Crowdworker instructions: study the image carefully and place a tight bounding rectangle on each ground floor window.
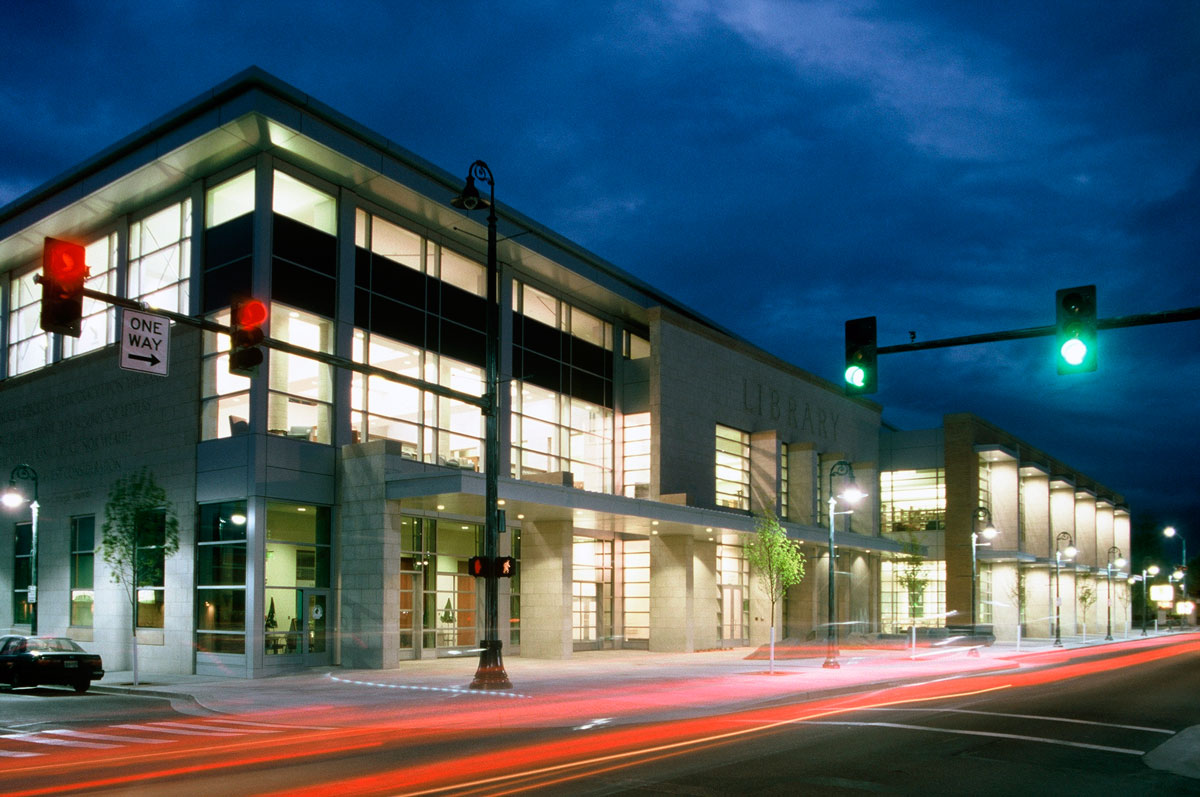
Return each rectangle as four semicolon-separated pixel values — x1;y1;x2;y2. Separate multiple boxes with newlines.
12;522;32;625
622;540;650;641
880;557;946;633
196;501;247;654
70;516;95;627
573;537;613;645
264;501;331;656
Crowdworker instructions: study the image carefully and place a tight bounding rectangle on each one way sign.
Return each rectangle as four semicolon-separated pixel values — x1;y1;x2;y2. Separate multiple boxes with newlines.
120;309;170;376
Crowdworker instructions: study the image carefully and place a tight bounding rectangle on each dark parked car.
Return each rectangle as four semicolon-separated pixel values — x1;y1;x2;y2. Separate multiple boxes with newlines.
0;635;104;693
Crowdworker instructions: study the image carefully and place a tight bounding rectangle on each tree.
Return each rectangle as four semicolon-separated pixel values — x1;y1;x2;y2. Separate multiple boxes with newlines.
896;534;929;625
101;468;179;685
1078;581;1097;641
745;510;806;673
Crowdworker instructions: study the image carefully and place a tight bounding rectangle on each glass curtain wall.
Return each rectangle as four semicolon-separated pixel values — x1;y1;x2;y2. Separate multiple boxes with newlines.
63;233;117;359
264;502;331;656
128;199;191;313
196;501;248;654
880;468;947;632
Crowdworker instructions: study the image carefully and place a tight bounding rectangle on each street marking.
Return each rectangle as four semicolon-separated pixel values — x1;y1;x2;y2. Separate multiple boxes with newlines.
0;749;43;757
203;718;337;731
861;707;1174;734
804;720;1146;755
154;720;276;734
114;723;255;737
4;733;117;749
42;728;173;744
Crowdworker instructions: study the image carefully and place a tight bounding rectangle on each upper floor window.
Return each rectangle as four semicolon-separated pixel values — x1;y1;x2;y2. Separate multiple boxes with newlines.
715;424;750;511
274;171;335;235
199;305;251;441
268;303;335;444
129;199;192;314
7;267;49;376
63;233;118;359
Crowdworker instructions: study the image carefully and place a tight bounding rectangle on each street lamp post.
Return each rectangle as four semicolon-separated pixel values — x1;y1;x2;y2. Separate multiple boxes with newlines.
452;160;511;690
824;460;863;669
1105;546;1125;641
1141;564;1160;635
1164;526;1186;599
3;464;40;635
971;507;997;629
1053;531;1077;647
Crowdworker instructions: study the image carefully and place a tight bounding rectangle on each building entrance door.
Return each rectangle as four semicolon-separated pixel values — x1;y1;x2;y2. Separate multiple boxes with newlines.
573;537;614;650
303;590;330;665
720;585;747;646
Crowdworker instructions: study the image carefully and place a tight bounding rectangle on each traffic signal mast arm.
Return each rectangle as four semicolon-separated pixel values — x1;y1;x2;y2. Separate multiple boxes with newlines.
875;305;1200;355
78;285;490;411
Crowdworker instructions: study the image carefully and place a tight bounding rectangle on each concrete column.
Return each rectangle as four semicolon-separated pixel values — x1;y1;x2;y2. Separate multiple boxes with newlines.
849;461;878;537
1095;502;1115;564
1050;483;1076;558
650;534;694;652
991;563;1020;641
1026;565;1053;638
1074;492;1097;567
693;539;719;651
990;461;1019;552
784;544;818;639
1022;472;1050;562
520;520;573;659
1113;510;1131;560
339;443;400;669
848;551;872;633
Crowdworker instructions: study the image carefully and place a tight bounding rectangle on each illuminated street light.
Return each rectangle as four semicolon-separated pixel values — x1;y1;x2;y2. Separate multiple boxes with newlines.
1142;564;1160;635
824;460;863;669
1163;526;1186;599
1053;531;1076;647
971;507;997;628
452;160;510;690
3;464;40;635
1105;546;1125;641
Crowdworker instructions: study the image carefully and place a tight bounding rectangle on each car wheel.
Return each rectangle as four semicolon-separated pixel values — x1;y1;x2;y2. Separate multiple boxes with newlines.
73;680;90;694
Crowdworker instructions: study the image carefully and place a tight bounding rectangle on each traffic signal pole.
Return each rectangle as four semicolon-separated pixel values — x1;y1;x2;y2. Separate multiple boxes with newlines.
873;305;1200;356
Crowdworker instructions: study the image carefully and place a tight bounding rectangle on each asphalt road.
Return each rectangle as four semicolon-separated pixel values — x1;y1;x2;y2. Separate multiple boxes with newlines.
549;646;1200;795
3;641;1198;795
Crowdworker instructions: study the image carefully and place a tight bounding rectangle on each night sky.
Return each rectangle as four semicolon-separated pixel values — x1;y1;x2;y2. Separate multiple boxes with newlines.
2;2;1197;564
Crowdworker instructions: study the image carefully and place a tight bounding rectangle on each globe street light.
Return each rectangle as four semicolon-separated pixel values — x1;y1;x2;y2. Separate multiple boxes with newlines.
1163;526;1186;599
1105;546;1125;641
824;460;863;669
3;464;40;635
1142;564;1160;635
451;160;510;690
1053;531;1077;647
971;507;998;629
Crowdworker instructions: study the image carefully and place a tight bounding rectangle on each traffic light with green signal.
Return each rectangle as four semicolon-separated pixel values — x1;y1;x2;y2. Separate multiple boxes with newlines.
1055;285;1097;374
844;316;877;395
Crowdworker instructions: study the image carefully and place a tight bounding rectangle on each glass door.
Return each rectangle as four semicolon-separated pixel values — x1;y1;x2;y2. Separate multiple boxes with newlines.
303;590;329;664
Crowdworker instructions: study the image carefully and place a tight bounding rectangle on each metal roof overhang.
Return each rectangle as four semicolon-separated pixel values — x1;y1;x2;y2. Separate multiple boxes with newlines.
979;548;1038;564
384;469;908;554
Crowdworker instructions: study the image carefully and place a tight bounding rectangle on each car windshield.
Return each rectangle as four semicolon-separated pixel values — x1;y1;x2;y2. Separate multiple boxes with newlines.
26;638;85;653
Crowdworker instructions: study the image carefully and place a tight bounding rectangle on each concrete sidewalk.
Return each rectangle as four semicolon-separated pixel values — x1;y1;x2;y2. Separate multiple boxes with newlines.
89;631;1192;720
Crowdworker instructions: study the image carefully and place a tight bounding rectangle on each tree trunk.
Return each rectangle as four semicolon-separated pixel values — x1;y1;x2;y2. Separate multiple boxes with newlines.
769;624;776;674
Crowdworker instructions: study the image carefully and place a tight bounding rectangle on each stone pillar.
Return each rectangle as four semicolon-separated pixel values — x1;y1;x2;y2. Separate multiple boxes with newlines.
1095;501;1115;564
991;563;1020;641
990;461;1019;552
1075;492;1097;568
520;520;573;659
1026;565;1053;639
784;544;819;639
1022;471;1050;563
693;539;719;651
339;443;401;669
1050;483;1076;558
650;534;695;652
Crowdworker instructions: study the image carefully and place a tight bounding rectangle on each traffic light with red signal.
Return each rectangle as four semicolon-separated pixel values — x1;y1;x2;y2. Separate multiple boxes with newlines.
40;237;89;337
229;294;268;377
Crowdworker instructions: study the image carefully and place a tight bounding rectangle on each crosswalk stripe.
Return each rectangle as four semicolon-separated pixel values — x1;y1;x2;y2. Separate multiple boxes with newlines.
0;749;43;757
5;733;117;749
203;718;335;731
157;720;275;734
42;728;173;744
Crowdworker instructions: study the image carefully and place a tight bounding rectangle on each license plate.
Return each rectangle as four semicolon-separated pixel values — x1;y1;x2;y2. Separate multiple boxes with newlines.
64;661;78;668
